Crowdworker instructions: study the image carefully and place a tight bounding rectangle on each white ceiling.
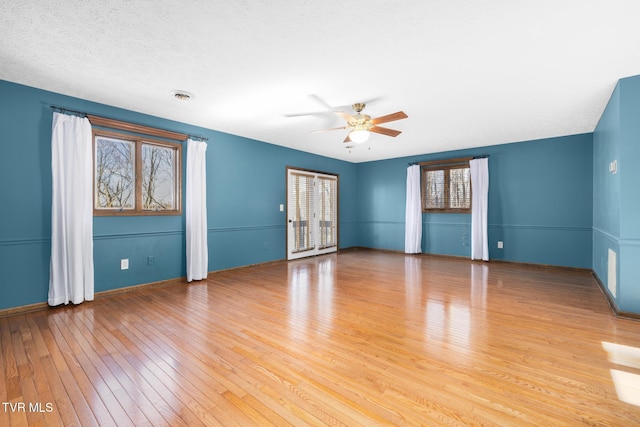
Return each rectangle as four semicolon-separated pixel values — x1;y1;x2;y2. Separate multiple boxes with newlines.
2;1;640;162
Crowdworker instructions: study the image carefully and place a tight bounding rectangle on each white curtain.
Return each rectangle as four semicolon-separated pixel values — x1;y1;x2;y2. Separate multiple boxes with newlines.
49;112;94;306
186;139;208;281
470;158;489;261
404;164;422;254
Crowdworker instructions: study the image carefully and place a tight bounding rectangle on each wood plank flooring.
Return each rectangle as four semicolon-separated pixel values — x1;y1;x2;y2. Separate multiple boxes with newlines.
2;250;640;426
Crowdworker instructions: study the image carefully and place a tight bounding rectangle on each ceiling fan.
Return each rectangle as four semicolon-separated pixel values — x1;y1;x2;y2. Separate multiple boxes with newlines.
314;102;408;144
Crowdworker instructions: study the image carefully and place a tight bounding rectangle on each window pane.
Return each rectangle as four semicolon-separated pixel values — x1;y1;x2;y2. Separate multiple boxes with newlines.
95;136;134;209
425;170;445;209
142;143;176;211
449;168;470;209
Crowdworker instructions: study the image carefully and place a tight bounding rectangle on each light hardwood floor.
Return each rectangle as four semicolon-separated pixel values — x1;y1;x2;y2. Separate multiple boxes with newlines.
2;250;640;426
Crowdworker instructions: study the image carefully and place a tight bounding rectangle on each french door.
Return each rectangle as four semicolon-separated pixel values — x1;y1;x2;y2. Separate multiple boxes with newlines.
287;168;338;260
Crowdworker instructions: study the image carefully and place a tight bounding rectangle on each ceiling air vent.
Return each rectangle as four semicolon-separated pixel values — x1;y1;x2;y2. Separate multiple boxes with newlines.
171;90;193;101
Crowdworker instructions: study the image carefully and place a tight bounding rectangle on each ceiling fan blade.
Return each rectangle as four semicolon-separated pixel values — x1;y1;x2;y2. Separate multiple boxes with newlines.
284;111;330;118
335;111;354;122
309;94;335;111
285;94;344;118
371;111;408;125
311;126;347;133
344;134;352;143
370;125;402;137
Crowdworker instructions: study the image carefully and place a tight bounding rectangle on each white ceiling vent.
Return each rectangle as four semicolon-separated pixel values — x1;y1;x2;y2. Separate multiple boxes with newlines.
171;90;193;101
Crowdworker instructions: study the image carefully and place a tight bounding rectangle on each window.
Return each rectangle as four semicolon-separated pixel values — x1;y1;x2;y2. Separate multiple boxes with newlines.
93;130;182;216
421;160;471;213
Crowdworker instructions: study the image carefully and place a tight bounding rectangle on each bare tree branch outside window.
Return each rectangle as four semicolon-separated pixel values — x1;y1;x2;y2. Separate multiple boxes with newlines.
95;137;134;209
425;170;445;209
142;144;175;210
449;168;470;209
93;132;181;215
422;165;470;212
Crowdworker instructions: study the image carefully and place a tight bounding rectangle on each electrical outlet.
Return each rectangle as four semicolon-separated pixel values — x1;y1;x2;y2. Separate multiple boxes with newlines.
148;256;154;265
279;204;284;212
497;241;504;249
120;259;129;270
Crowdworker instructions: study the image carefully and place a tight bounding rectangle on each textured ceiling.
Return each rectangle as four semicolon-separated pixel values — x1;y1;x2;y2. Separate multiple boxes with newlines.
2;1;640;162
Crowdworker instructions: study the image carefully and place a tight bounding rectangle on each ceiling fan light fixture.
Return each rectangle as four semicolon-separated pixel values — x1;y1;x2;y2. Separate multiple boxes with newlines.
349;129;370;144
308;101;407;146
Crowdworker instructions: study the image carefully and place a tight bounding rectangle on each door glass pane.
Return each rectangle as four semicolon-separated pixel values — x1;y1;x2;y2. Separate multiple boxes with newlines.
318;177;337;249
290;173;315;253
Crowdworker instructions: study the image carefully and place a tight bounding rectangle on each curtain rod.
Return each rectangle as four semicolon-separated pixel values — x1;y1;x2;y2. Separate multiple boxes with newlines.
50;105;86;117
49;105;208;142
408;154;489;166
188;135;209;142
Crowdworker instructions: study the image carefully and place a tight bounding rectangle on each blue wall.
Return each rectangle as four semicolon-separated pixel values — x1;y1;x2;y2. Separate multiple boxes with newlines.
593;75;640;313
3;76;638;314
355;134;594;268
593;80;621;308
0;80;357;310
